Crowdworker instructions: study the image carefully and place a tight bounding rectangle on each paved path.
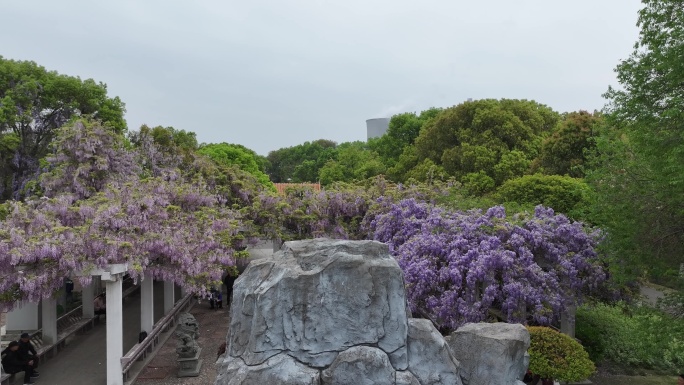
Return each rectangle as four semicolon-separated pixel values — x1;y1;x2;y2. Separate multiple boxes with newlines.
639;282;674;306
33;281;168;385
133;300;230;385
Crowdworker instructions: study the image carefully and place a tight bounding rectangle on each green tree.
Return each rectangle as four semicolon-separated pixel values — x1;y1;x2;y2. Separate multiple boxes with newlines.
0;132;20;200
135;125;199;152
128;125;199;173
266;139;337;182
413;99;559;191
318;141;385;186
0;56;126;200
371;108;442;169
590;0;684;282
403;159;448;184
319;160;346;186
198;143;275;191
386;146;419;182
538;111;602;177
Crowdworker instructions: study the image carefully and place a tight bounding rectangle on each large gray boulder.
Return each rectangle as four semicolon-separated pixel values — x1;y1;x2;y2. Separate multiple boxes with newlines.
321;346;396;385
223;238;409;365
215;354;320;385
446;322;530;385
395;371;421;385
407;319;463;385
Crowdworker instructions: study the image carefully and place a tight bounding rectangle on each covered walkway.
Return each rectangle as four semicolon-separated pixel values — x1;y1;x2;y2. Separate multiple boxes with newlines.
2;241;274;385
3;281;180;385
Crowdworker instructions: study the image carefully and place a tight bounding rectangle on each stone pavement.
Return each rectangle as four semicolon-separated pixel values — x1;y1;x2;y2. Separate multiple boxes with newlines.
133;299;230;385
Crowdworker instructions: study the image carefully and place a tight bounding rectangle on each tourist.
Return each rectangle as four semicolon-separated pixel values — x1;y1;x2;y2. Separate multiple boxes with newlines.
65;278;74;304
1;341;38;385
17;333;39;377
94;293;106;316
209;287;222;310
223;272;238;307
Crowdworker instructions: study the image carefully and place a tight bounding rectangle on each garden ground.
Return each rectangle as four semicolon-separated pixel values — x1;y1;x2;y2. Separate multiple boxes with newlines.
589;373;677;385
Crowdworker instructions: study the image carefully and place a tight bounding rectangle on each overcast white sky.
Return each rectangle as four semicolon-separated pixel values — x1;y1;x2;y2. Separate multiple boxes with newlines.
3;1;642;155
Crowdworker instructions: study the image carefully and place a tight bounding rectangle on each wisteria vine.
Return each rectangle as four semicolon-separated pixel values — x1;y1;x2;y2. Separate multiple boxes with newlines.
367;199;606;331
1;120;607;330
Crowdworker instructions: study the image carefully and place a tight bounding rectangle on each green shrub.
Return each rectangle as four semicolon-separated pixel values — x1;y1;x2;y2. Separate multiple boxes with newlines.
576;303;684;371
527;326;595;382
495;174;590;217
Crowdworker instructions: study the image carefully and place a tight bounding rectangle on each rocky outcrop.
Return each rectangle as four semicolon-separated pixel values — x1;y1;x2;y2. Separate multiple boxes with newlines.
407;319;462;385
321;346;396;385
446;322;530;385
215;353;320;385
225;239;408;369
216;238;528;385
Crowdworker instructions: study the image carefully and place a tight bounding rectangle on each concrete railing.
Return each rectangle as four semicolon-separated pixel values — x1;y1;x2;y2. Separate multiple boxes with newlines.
121;293;194;382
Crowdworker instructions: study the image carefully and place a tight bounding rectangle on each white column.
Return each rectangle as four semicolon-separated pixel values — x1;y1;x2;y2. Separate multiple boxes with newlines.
164;281;175;314
106;276;123;385
41;298;57;345
6;301;39;332
140;275;154;333
82;282;95;318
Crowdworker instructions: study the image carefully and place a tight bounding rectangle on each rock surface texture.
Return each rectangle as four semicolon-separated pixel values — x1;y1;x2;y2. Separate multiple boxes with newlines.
215;238;528;385
446;322;530;385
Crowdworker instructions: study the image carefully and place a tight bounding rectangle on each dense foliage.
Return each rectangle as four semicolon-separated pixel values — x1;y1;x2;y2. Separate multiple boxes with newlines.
370;108;442;171
318;141;385;186
537;110;602;177
368;201;606;331
266;139;337;183
0;120;247;309
413;99;559;191
576;303;684;372
527;326;595;382
590;0;684;282
198;143;275;192
226;176;609;332
0;57;126;201
495;174;591;219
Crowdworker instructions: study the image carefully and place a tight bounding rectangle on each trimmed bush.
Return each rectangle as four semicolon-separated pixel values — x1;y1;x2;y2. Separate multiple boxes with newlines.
527;326;595;382
496;174;590;217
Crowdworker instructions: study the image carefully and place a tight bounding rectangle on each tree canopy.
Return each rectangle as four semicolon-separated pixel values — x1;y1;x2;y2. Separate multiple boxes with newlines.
371;108;442;169
411;99;559;191
318;141;385;186
0;57;126;201
538;111;602;178
589;0;684;282
0;119;248;308
266;139;337;183
198;143;275;192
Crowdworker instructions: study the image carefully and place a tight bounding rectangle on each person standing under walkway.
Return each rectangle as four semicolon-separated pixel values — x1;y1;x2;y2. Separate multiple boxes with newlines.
17;333;39;377
94;293;106;321
1;341;38;385
223;271;238;308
